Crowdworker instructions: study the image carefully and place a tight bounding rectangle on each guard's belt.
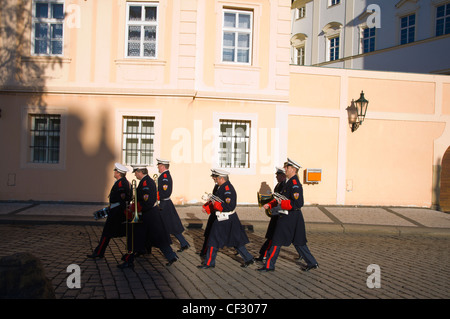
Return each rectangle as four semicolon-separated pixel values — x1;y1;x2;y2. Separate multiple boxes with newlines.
216;211;235;221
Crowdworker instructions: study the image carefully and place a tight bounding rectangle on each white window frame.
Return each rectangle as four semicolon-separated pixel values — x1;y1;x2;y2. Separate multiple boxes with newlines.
435;2;450;36
122;116;156;166
400;13;416;45
221;8;253;65
218;119;250;169
29;114;61;164
329;0;341;7
31;0;65;56
125;2;159;59
328;36;340;61
115;109;162;167
294;45;305;65
20;107;67;170
213;112;257;175
361;27;376;53
295;6;306;19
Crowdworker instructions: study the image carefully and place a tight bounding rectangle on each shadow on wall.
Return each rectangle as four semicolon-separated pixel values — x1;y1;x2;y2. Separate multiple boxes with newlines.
0;0;63;110
0;1;115;202
66;109;116;202
258;182;272;195
433;156;441;211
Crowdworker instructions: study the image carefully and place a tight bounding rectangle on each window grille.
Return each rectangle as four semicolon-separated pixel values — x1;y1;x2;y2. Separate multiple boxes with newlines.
122;116;155;165
29;114;61;163
219;120;250;168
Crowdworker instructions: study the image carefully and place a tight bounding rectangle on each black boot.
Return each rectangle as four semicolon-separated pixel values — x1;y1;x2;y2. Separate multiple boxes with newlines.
117;261;134;269
118;253;135;269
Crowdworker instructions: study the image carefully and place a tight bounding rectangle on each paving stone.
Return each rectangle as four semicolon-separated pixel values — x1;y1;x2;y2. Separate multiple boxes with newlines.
0;224;448;302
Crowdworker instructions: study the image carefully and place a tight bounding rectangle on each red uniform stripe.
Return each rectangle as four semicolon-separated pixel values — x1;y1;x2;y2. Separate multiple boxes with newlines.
266;246;277;269
206;247;214;266
97;237;107;254
264;240;272;258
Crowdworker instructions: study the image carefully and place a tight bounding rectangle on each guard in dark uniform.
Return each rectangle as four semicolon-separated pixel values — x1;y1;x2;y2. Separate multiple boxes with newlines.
88;163;131;258
256;166;286;262
258;158;318;272
118;165;178;269
199;169;220;257
156;158;190;252
198;169;254;269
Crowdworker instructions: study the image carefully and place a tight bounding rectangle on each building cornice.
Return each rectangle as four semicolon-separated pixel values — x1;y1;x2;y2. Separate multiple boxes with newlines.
0;86;289;104
291;0;313;9
395;0;418;9
312;33;450;71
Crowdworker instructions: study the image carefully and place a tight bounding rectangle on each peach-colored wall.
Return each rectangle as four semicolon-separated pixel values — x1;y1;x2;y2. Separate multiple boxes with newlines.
1;0;449;208
287;115;339;205
289;74;341;110
443;83;450;116
345;120;445;206
348;77;436;114
0;94;118;202
288;66;450;208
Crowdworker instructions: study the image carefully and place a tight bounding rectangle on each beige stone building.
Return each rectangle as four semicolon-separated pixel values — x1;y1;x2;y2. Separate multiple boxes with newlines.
1;0;449;209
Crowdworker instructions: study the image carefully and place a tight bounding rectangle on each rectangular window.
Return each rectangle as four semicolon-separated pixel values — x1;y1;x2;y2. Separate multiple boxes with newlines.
32;0;64;55
29;114;61;163
329;0;341;7
436;3;450;36
295;46;305;65
295;6;306;19
126;2;158;58
329;36;340;61
219;120;250;168
400;14;415;45
222;9;253;64
122;116;155;165
362;27;376;53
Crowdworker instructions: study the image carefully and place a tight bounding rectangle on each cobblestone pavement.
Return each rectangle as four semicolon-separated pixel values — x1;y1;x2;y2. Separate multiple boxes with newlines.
0;223;448;300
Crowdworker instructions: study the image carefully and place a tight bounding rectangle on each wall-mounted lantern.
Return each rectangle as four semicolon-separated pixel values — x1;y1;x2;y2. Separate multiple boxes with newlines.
346;91;369;132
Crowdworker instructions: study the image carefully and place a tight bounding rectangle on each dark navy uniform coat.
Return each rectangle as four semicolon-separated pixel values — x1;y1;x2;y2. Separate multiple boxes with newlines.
264;180;286;239
207;180;250;249
204;183;219;238
270;175;307;247
158;170;185;235
103;177;131;238
136;174;172;249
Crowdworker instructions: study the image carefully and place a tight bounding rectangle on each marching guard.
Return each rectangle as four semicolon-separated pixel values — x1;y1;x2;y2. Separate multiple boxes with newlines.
198;169;254;269
156;158;190;252
118;165;178;269
258;158;319;272
199;169;220;257
88;163;131;259
256;166;286;262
